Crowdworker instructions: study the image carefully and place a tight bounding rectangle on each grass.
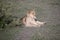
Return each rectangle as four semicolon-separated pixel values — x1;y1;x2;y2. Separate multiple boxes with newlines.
0;0;60;40
31;24;60;40
0;26;23;40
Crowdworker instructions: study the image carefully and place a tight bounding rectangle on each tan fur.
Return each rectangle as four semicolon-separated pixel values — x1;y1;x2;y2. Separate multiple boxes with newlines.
20;16;27;24
20;9;45;26
27;9;36;17
20;9;35;25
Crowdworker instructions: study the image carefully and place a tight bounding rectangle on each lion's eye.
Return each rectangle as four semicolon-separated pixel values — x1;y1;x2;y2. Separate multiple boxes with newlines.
33;13;35;15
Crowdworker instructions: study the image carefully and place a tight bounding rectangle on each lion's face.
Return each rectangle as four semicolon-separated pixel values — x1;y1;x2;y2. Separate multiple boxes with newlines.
27;10;36;18
30;11;36;16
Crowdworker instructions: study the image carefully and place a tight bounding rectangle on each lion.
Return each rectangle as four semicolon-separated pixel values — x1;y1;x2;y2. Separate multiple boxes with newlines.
20;9;45;27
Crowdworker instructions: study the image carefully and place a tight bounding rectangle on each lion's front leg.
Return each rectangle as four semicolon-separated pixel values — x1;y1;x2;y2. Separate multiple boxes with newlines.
36;21;46;26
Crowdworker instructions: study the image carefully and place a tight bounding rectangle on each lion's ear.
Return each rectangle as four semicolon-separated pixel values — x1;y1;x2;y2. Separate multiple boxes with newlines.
32;8;35;11
27;11;31;14
26;10;30;14
26;9;36;15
